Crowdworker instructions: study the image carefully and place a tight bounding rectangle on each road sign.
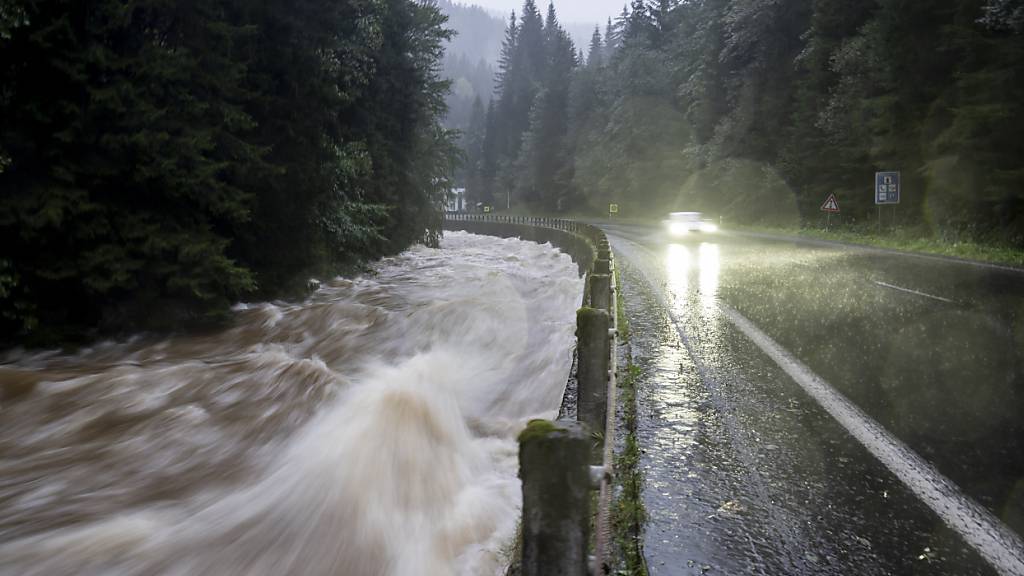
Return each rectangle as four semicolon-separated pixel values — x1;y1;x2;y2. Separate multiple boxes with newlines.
609;203;619;214
820;193;840;213
875;171;900;204
483;205;491;213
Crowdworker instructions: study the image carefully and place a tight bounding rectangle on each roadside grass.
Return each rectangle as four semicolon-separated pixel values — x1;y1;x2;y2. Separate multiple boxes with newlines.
612;362;647;576
610;266;647;576
732;223;1024;268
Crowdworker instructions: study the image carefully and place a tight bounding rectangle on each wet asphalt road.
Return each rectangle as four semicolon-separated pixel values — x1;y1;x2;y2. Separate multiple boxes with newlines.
603;223;1024;575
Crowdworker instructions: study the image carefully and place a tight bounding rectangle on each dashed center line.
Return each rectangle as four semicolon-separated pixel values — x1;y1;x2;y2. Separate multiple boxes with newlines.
873;280;956;304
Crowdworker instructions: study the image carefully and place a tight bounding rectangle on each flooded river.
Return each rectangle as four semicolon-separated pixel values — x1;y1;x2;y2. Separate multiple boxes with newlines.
0;231;583;576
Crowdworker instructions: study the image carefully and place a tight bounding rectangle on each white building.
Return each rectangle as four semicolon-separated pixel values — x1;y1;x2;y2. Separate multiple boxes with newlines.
445;187;466;212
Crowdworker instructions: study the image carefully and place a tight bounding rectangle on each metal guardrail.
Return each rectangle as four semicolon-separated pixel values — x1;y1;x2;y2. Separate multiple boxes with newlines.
442;213;618;576
443;212;596;239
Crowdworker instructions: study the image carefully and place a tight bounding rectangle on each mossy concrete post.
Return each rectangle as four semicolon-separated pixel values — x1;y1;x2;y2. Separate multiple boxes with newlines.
589;273;611;312
576;307;610;443
519;419;591;576
593;257;610;275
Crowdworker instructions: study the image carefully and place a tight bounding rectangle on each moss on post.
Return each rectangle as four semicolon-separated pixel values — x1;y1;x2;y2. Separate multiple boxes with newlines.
519;419;591;576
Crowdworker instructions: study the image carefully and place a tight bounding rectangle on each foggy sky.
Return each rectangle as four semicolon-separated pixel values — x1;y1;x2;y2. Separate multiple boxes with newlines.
466;0;625;27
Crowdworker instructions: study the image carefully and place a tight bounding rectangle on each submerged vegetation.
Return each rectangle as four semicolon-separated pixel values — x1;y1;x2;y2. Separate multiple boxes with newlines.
461;0;1024;247
0;0;456;343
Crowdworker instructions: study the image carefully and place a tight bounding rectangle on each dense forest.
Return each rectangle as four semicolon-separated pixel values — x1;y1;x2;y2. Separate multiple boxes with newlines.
464;0;1023;244
0;0;456;343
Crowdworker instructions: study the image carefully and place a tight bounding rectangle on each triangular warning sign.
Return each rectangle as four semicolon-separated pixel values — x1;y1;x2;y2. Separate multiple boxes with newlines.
820;193;840;213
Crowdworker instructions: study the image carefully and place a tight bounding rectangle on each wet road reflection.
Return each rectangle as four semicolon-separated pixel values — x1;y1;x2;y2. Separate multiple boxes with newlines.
697;243;720;315
665;244;690;308
609;227;1014;575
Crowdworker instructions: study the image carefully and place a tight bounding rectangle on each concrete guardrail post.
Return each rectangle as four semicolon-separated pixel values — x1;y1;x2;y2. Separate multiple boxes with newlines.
588;273;611;312
576;307;610;448
519;419;592;576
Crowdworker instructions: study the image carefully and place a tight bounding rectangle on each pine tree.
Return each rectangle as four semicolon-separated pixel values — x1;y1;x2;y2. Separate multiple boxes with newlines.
0;0;261;336
480;99;500;207
588;26;604;67
495;11;518;94
0;0;459;342
464;95;488;206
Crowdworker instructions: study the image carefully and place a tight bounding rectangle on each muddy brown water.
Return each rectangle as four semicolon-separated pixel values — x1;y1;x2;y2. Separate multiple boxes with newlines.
0;231;583;576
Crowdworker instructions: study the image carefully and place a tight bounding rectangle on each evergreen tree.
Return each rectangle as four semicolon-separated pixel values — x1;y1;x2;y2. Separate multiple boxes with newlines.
464;95;488;206
494;11;518;94
0;0;458;342
588;26;604;67
604;17;620;60
1;0;261;336
480;99;500;207
510;2;576;208
469;0;1024;244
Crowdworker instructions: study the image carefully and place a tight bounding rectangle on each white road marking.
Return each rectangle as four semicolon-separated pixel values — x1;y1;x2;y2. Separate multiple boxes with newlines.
873;280;957;304
721;304;1024;576
610;231;1024;575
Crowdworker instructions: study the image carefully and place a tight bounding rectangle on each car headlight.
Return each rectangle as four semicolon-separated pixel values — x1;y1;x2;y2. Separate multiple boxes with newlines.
700;222;718;232
669;222;689;236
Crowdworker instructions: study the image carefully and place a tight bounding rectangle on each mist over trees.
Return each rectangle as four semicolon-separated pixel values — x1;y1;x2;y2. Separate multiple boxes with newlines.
436;0;502;133
0;0;456;342
461;0;580;210
469;0;1024;245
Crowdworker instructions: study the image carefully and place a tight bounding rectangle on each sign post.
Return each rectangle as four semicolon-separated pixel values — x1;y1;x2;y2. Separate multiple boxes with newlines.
820;192;840;230
874;171;900;231
608;203;619;219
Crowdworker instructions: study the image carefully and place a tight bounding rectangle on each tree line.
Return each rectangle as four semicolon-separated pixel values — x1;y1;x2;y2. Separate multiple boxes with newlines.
463;0;1023;244
0;0;456;343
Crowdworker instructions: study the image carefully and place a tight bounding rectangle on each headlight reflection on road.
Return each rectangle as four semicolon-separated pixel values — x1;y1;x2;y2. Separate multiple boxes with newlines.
665;243;691;313
665;242;721;318
698;243;720;312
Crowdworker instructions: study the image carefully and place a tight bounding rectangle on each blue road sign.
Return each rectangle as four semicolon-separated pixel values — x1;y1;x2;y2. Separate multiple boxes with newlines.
875;171;900;204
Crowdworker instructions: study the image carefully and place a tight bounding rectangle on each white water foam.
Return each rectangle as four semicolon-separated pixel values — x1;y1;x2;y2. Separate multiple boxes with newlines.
0;231;583;576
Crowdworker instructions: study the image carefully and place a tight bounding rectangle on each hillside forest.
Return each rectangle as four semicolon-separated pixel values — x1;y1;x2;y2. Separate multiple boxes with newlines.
460;0;1023;247
0;0;456;343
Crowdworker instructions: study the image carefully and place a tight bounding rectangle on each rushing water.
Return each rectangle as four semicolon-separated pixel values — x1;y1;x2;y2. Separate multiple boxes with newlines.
0;231;583;576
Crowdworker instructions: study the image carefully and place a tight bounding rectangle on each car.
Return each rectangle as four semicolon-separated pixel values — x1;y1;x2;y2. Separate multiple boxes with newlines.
664;211;718;236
